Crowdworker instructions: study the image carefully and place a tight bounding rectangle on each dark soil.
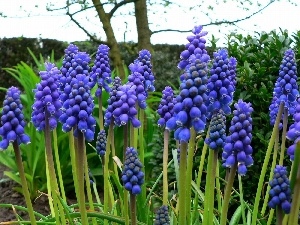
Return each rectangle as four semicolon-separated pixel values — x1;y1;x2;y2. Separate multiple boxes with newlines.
0;165;50;222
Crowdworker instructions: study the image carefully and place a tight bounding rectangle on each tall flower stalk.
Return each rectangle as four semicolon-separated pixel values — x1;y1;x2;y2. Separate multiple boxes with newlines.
32;63;66;224
0;87;36;225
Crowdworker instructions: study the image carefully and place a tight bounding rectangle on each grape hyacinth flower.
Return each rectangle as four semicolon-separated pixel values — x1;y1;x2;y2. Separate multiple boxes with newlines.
60;44;79;77
178;25;209;70
127;62;147;109
59;72;96;141
268;165;292;214
96;130;106;157
286;98;300;160
270;49;298;127
108;83;141;128
205;111;226;151
59;51;91;103
121;147;144;195
154;205;170;225
104;77;122;127
166;53;210;142
157;86;176;127
0;87;30;149
206;49;236;117
90;44;112;96
32;63;62;131
222;100;254;175
134;49;155;93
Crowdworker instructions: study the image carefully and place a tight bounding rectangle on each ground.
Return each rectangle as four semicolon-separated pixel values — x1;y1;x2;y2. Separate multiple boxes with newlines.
0;164;50;222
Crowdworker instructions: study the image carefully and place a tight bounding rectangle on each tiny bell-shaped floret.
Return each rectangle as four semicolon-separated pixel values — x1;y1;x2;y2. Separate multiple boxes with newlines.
121;147;144;195
96;130;106;156
134;49;155;94
205;111;226;151
0;87;30;149
104;77;122;127
268;165;292;214
90;44;112;96
222;100;253;175
32;62;62;131
154;205;170;225
157;86;176;127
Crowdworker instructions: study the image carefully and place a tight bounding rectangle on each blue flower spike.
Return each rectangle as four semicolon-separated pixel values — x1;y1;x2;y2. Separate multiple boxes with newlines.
90;44;112;96
32;62;62;131
154;205;170;225
268;165;292;214
222;100;253;175
96;130;107;157
0;87;30;150
121;147;144;195
157;86;176;127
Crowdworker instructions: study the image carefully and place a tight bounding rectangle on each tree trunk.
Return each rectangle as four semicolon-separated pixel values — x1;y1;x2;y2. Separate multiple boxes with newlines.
134;0;152;52
92;0;125;79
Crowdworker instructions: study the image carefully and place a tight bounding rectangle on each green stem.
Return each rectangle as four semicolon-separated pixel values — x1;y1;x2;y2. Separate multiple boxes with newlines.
279;108;288;165
178;142;188;224
216;160;222;215
238;175;246;225
12;142;37;225
288;165;300;225
185;128;196;225
76;131;89;225
163;129;169;206
98;95;104;131
276;207;283;225
192;129;209;223
251;102;284;225
123;124;129;225
104;122;113;225
45;155;55;217
138;109;146;202
220;164;237;225
130;194;137;225
267;209;275;225
83;144;97;225
53;128;66;202
69;131;79;201
44;113;64;224
263;131;279;217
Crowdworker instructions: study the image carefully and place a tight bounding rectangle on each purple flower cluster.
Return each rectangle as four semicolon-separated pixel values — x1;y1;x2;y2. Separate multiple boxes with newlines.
178;25;209;70
96;130;106;156
60;44;79;78
121;147;144;195
90;44;112;97
0;87;30;149
134;49;155;93
59;72;96;141
270;49;299;126
205;111;226;151
59;51;91;103
222;100;253;175
166;54;210;142
157;86;176;127
104;77;122;127
154;205;170;225
286;98;300;160
268;165;292;214
32;63;62;131
127;63;147;109
206;49;236;117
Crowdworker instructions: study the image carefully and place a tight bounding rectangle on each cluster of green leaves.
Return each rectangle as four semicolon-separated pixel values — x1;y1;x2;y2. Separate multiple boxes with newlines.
226;29;300;202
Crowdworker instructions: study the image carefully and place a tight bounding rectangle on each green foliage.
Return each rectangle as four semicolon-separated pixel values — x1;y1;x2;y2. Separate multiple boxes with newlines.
227;29;300;202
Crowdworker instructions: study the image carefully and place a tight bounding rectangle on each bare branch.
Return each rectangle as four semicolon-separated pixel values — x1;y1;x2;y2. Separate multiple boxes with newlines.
151;0;275;35
66;11;103;43
108;0;138;19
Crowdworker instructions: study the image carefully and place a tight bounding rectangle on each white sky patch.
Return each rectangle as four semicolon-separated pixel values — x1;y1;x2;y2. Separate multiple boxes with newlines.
0;0;299;46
